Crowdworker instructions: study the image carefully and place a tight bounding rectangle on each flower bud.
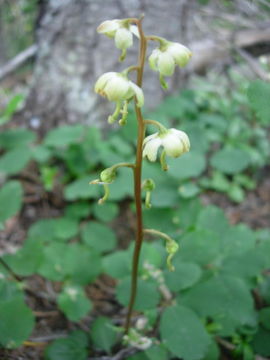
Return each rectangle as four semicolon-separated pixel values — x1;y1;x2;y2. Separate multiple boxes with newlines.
100;167;116;183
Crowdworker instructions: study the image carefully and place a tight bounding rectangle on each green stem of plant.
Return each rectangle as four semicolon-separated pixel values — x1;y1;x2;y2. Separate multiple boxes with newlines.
144;119;168;133
124;18;147;335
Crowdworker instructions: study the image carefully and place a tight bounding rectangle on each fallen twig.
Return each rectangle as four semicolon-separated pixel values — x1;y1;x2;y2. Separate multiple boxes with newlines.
0;44;37;82
235;47;270;81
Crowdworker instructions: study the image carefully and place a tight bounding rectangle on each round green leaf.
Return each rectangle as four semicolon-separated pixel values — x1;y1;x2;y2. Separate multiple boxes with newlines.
45;330;88;360
90;316;117;353
81;222;116;253
181;275;255;330
168;152;206;180
0;298;34;348
0;147;32;175
116;278;160;311
44;125;84;147
58;285;92;322
160;305;211;360
102;251;130;279
64;176;100;200
93;202;118;222
164;262;202;292
259;307;270;331
0;181;23;223
211;148;250;174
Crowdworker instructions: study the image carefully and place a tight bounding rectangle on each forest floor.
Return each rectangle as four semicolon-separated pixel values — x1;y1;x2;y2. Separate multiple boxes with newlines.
0;163;270;360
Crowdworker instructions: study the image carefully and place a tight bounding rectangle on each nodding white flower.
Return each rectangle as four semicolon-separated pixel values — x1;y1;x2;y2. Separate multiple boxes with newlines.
97;19;139;58
149;42;192;77
95;72;144;107
143;128;190;162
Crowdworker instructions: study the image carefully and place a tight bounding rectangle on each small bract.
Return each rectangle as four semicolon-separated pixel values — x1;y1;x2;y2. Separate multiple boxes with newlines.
143;128;190;162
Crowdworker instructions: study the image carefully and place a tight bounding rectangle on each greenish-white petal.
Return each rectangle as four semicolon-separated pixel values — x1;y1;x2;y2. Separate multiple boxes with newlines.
157;52;175;76
94;72;115;94
129;82;144;107
162;134;183;157
97;20;120;37
104;75;130;101
143;137;162;162
115;28;133;50
148;49;160;71
168;43;192;67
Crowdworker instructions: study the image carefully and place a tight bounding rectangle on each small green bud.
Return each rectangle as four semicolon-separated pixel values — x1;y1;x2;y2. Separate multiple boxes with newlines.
100;168;116;183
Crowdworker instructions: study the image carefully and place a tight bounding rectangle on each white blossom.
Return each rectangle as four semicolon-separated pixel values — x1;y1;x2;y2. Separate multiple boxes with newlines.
97;19;139;52
95;72;144;107
149;42;192;76
143;128;190;162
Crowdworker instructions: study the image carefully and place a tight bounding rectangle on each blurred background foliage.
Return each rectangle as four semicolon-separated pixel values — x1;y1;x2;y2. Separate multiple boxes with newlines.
0;0;270;359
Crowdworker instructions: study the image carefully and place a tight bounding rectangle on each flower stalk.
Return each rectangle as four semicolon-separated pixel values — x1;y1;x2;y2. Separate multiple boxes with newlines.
124;16;147;335
93;14;192;337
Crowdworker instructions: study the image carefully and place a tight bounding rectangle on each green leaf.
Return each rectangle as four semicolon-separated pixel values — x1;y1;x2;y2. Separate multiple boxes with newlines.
211;148;250;174
143;208;177;233
259;307;270;331
176;198;201;230
151;186;179;207
45;330;88;360
228;183;245;203
248;80;270;125
160;305;211;360
38;243;101;284
144;344;169;360
168;152;206;180
0;298;34;348
197;205;229;236
102;251;130;279
178;229;220;266
181;275;255;331
90;316;117;353
0;279;24;302
93;202;118;222
44;125;84;147
65;176;100;200
0;147;32;175
58;285;92;322
81;222;117;253
0;95;24;125
52;218;79;240
0;128;36;149
220;224;255;257
164;262;202;292
178;183;201;198
4;238;43;276
202;339;220;360
251;327;270;357
65;202;92;219
0;181;23;223
28;217;79;242
31;145;52;163
116;278;160;311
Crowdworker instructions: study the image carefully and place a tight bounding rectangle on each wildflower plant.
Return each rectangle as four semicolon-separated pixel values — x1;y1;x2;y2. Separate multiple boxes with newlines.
91;15;191;337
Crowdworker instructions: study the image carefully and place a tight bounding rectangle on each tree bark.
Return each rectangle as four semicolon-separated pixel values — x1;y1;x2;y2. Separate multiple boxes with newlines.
20;0;194;132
